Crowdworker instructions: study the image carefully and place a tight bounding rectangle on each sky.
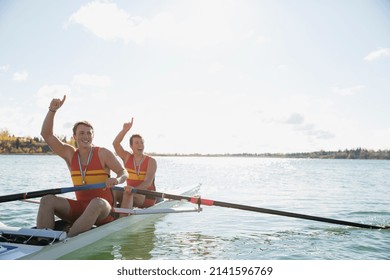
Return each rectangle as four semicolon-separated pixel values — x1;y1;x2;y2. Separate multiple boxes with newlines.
1;0;390;155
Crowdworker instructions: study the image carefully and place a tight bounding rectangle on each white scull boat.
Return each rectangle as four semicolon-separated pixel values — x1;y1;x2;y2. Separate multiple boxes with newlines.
0;184;200;260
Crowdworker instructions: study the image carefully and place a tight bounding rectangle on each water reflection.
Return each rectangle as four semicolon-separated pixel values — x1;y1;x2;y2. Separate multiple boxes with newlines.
60;223;157;260
149;231;271;260
110;225;156;260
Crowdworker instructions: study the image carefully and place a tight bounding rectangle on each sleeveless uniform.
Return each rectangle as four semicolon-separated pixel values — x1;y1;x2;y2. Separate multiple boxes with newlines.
67;146;114;225
125;154;156;208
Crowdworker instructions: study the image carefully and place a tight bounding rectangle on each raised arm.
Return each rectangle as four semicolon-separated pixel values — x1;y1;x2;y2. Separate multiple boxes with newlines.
112;118;133;161
41;95;74;163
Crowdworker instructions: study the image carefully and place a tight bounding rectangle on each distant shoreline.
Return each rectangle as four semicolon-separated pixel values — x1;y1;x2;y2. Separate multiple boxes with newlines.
148;150;390;160
1;133;389;159
3;150;389;160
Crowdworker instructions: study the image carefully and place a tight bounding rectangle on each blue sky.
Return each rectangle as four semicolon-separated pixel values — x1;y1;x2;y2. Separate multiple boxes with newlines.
1;0;390;154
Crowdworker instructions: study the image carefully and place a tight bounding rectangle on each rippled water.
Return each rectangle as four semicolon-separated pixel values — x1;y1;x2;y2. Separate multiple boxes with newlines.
1;155;389;259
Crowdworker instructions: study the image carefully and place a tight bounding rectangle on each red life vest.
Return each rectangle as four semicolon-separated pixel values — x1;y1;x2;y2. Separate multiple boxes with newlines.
125;154;156;207
70;147;113;205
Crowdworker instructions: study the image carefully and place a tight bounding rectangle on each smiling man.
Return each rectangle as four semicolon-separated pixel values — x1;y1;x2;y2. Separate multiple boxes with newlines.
37;95;128;237
112;118;157;216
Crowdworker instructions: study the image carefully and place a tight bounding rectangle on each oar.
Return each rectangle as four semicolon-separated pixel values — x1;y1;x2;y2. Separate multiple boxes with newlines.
22;198;201;215
0;183;106;203
130;188;389;230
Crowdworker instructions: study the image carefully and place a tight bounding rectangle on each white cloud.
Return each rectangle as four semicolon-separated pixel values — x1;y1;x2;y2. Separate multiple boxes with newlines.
278;64;288;71
332;85;365;96
69;74;112;105
72;73;112;87
67;0;235;48
256;36;269;45
284;114;335;141
0;107;41;137
369;127;390;150
36;85;70;108
364;48;390;62
13;71;28;82
294;124;335;140
0;107;23;127
0;65;10;73
285;113;304;125
242;29;255;39
67;1;144;44
207;62;224;75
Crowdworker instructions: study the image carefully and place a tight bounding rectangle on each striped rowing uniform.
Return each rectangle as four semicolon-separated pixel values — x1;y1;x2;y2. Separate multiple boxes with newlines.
125;154;156;208
68;146;114;225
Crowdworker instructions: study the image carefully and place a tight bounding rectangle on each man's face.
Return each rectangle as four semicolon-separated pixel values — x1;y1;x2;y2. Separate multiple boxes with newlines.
74;124;94;148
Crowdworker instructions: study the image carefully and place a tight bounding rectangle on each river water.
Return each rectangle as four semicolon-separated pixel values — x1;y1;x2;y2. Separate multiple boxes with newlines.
0;155;389;259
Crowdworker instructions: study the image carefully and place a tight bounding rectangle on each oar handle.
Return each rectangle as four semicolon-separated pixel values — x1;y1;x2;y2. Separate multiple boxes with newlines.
0;183;106;203
0;189;61;203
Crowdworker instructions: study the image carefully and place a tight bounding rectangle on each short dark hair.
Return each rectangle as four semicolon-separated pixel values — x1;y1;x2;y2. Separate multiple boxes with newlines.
73;121;94;135
129;134;143;145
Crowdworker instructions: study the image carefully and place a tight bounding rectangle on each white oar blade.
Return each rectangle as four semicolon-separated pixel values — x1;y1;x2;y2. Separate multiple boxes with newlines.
113;207;202;215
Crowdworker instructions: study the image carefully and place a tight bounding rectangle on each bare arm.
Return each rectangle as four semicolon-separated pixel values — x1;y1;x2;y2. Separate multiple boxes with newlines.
41;95;74;164
134;157;157;190
112;118;133;161
99;148;128;188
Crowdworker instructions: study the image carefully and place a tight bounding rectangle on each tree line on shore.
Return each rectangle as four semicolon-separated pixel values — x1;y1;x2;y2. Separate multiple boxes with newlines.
152;148;390;159
0;129;74;154
1;129;390;159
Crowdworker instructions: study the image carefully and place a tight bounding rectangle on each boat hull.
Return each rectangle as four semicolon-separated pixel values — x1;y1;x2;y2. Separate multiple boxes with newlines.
0;185;200;260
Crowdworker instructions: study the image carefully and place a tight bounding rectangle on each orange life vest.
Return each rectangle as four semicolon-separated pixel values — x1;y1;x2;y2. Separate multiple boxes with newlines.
125;154;156;207
70;147;113;205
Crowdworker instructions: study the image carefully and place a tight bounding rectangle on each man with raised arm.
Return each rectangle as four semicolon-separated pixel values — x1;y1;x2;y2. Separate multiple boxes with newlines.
37;95;128;237
113;118;157;216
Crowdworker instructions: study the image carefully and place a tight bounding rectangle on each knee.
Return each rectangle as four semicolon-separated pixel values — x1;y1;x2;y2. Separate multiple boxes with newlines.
89;197;109;210
40;195;56;208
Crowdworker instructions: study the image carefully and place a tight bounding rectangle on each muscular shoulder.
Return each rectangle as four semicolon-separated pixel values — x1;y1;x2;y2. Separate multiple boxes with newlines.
146;155;157;167
97;147;124;172
120;151;132;165
146;154;156;161
97;147;115;158
63;144;77;168
149;156;157;164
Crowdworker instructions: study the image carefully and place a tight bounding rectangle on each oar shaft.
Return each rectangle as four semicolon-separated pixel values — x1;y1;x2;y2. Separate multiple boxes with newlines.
132;189;386;230
0;183;106;203
0;189;61;202
210;200;384;229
